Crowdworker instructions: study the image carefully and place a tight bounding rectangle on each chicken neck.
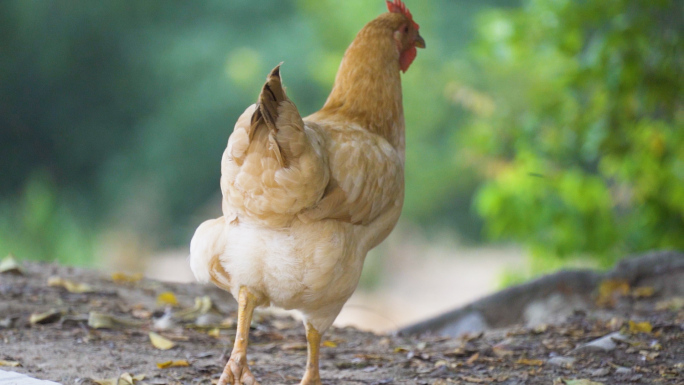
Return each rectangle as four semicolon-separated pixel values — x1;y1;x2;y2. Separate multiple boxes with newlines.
315;17;406;150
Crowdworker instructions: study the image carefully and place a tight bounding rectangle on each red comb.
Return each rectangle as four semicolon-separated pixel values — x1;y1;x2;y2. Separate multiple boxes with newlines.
386;0;419;30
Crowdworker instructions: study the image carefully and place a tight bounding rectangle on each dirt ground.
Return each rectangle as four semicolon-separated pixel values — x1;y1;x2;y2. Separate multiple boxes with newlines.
1;261;682;384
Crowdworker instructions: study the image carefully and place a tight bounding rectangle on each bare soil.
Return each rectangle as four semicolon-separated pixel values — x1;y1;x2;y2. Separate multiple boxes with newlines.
1;262;682;384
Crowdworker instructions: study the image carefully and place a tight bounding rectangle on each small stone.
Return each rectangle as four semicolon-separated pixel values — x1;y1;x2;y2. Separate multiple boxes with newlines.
548;356;576;367
615;366;631;374
573;332;630;353
588;367;611;376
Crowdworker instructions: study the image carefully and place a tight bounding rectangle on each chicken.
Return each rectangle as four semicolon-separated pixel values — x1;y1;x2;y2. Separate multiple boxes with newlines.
189;1;424;384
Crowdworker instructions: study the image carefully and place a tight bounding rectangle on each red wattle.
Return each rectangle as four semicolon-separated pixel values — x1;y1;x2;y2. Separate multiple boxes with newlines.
400;46;417;73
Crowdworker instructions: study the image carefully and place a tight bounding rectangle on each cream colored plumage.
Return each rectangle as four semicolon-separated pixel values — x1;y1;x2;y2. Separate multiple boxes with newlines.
190;3;424;384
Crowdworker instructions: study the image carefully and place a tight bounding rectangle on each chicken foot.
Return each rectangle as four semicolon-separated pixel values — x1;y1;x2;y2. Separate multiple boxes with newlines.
300;321;322;385
218;287;259;385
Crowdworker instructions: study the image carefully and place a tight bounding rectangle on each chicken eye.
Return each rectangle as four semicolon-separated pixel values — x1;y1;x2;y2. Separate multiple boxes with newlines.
403;25;409;34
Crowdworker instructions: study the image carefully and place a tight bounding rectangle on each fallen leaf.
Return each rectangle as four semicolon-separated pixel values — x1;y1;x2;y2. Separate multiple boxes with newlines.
492;343;514;357
131;308;152;319
207;328;220;338
516;358;544;366
0;254;23;274
322;340;337;348
639;350;659;360
88;311;145;329
628;320;652;334
393;347;409;353
92;373;145;385
157;292;179;307
434;360;449;368
175;296;220;321
111;272;143;284
157;360;190;369
631;286;654;298
596;279;630;306
655;297;684;311
47;276;94;293
29;309;62;325
149;331;175;350
557;379;605;385
466;352;479;365
0;360;20;367
281;342;307;351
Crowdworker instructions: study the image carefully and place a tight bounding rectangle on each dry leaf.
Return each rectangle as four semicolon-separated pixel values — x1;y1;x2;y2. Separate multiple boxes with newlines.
157;292;179;307
0;254;23;275
466;352;479;365
93;373;145;385
281;342;307;351
0;359;21;367
157;359;190;369
47;276;94;293
131;308;152;319
655;297;684;311
631;286;654;298
516;358;544;366
639;350;659;360
272;319;293;330
434;360;449;368
596;279;629;306
111;272;143;284
149;331;175;350
322;340;337;348
557;379;605;385
30;309;62;325
492;344;514;357
175;296;220;322
207;328;221;338
88;311;145;329
628;320;653;334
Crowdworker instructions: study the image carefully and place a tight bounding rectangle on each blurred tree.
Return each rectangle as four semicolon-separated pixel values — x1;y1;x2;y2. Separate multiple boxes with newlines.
2;0;523;264
455;0;683;273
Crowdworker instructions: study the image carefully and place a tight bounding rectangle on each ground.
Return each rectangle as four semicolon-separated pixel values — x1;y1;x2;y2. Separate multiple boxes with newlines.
0;260;682;385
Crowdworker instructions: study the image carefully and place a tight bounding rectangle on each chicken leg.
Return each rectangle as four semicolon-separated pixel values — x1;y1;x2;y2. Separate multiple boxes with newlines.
300;321;322;385
219;287;259;385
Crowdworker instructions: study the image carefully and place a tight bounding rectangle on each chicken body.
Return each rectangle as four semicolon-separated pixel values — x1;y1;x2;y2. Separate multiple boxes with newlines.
190;3;424;384
191;111;404;330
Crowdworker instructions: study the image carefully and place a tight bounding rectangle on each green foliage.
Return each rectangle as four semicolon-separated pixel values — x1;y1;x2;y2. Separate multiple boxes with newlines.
2;0;679;272
0;175;95;265
459;0;683;270
3;0;517;264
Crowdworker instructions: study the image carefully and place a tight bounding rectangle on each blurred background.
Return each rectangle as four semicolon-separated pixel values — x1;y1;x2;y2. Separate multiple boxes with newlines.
1;0;681;332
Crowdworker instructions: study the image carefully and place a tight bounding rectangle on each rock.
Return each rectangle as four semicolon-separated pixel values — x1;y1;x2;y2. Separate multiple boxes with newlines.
548;356;576;367
573;332;630;353
524;293;590;327
0;370;62;385
438;311;488;337
614;367;631;374
588;367;611;376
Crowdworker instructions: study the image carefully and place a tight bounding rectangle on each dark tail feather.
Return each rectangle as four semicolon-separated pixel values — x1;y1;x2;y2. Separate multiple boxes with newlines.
250;64;287;136
250;63;288;166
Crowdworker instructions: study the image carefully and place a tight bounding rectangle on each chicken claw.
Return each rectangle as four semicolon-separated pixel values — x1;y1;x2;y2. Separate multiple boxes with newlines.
218;352;259;385
218;287;260;385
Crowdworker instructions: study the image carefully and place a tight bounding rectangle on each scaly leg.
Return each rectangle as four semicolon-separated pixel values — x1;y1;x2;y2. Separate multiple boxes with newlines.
218;287;259;385
300;321;322;385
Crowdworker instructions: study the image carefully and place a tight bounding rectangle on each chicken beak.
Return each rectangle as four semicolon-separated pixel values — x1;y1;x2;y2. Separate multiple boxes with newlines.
414;34;426;49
